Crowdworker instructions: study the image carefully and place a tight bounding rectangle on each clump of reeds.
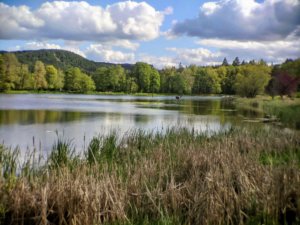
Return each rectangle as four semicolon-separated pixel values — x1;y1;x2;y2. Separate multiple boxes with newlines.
0;125;299;225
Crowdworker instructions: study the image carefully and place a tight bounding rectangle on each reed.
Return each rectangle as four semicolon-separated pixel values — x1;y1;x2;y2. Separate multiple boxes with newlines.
0;125;299;225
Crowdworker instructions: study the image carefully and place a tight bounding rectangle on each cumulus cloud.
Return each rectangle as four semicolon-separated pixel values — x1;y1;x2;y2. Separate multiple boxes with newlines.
138;47;222;69
86;44;135;63
171;0;300;41
166;47;222;66
0;3;44;39
9;41;86;57
139;54;178;69
197;37;300;64
0;1;167;41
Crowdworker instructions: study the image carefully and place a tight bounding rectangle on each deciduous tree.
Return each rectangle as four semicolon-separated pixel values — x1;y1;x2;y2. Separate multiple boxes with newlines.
34;61;48;90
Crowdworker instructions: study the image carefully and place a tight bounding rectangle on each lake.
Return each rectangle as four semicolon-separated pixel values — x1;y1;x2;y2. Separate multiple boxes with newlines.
0;94;267;153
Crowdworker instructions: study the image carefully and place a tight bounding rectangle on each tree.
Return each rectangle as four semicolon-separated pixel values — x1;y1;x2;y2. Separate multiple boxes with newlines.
80;72;96;92
92;67;109;91
0;53;21;91
92;65;126;92
235;64;271;98
221;66;238;94
126;77;138;93
280;58;300;91
0;54;4;91
192;68;221;94
232;57;240;66
169;73;188;95
274;72;299;98
150;68;160;94
159;67;176;93
64;67;82;91
45;65;64;90
19;64;33;90
33;61;48;90
64;67;95;92
222;57;229;66
132;62;152;92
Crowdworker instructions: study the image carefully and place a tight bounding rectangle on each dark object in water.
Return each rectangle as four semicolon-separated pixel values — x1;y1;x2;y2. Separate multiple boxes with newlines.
175;96;182;100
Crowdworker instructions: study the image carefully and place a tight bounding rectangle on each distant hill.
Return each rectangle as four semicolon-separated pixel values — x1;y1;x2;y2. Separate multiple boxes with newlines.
0;49;133;74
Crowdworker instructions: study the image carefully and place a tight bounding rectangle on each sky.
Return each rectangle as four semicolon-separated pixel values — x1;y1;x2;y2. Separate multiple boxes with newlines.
0;0;299;68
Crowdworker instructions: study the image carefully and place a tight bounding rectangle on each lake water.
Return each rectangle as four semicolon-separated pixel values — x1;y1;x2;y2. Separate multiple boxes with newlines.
0;94;264;152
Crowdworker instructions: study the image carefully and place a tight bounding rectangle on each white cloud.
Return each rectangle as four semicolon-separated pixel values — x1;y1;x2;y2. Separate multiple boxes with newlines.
139;54;178;69
86;44;135;63
24;41;62;50
137;47;223;69
197;37;300;63
172;0;300;41
167;47;222;66
9;41;86;57
103;40;140;51
201;2;221;16
0;3;44;39
0;1;166;42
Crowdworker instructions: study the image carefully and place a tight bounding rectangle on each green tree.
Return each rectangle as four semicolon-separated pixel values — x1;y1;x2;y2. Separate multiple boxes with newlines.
92;65;126;92
64;67;95;92
132;62;152;92
34;61;48;90
232;57;240;66
92;67;109;91
192;68;221;94
235;64;271;98
126;77;138;93
80;72;96;92
0;53;21;91
0;54;4;91
46;65;62;90
221;66;238;94
222;57;229;66
19;64;33;90
168;73;189;94
64;67;82;91
159;67;176;93
150;68;160;94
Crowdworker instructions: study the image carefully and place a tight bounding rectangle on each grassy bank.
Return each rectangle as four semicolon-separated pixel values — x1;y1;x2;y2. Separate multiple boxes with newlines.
235;96;300;129
0;126;300;225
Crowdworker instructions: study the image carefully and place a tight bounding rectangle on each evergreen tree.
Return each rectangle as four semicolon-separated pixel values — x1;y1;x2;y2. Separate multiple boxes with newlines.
232;57;240;66
222;57;229;66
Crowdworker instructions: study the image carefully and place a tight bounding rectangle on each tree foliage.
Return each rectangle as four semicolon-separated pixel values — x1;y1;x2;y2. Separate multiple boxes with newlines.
0;51;298;98
193;68;221;94
235;64;271;98
0;53;20;90
65;67;95;92
34;61;48;90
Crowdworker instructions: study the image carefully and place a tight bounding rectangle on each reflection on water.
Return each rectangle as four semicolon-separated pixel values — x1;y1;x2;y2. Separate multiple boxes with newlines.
0;94;280;152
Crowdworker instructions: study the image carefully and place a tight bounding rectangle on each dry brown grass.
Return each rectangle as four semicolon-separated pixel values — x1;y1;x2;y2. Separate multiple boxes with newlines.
1;126;300;225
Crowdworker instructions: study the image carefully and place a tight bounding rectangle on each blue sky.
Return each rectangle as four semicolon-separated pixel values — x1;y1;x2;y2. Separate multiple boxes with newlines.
0;0;299;68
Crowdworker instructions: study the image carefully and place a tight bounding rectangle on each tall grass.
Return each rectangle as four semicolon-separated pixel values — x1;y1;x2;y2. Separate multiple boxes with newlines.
0;126;300;224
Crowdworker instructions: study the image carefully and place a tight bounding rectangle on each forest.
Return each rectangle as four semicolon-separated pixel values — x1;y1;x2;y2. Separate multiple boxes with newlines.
0;50;299;98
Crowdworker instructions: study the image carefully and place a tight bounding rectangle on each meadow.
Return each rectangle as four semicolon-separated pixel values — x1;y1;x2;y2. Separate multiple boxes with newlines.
0;125;299;225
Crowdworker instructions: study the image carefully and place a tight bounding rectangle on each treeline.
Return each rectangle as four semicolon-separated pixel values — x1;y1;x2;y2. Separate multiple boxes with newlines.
0;53;299;97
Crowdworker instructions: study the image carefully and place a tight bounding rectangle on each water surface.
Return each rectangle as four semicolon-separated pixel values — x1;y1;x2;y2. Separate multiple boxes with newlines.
0;94;262;152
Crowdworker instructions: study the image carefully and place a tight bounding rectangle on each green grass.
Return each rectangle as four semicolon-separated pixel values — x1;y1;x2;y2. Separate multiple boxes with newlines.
235;96;300;129
0;126;300;224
